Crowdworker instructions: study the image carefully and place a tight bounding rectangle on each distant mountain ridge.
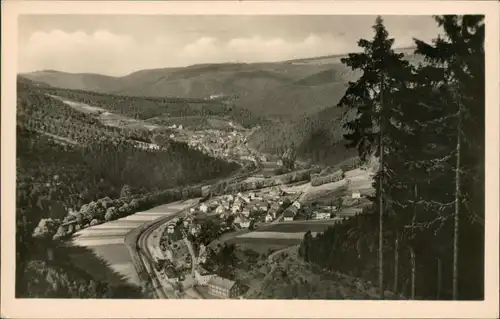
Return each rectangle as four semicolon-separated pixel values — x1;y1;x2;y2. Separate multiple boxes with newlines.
19;47;422;118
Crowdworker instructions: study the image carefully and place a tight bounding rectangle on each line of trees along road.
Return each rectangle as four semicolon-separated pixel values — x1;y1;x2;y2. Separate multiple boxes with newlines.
299;15;484;300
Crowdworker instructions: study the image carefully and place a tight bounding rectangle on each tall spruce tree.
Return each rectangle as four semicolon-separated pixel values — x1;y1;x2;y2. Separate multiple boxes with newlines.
388;66;457;299
337;15;411;298
414;15;485;300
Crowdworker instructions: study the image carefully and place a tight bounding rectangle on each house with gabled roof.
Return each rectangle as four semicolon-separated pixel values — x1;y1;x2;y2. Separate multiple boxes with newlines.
195;267;214;286
207;275;240;298
292;201;302;209
283;205;299;222
200;203;209;213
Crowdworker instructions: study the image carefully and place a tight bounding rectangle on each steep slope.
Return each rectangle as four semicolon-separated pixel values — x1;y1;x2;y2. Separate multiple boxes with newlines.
248;104;357;166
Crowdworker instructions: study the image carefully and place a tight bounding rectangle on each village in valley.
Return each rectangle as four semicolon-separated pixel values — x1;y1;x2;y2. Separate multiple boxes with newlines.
144;152;374;299
166;120;265;168
14;12;487;308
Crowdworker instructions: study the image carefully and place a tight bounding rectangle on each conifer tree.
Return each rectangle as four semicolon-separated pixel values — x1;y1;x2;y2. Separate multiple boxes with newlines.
414;15;485;300
337;15;411;299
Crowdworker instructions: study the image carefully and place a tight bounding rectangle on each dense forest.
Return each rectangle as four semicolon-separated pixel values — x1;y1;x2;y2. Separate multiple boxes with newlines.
38;86;267;128
299;15;485;300
16;82;240;298
248;113;358;166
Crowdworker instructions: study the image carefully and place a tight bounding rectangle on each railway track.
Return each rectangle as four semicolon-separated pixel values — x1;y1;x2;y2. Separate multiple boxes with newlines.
136;199;199;299
132;164;264;298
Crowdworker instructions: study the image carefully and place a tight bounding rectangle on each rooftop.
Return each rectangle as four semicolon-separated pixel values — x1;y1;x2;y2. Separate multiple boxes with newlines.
208;275;236;290
195;266;212;276
283;206;299;217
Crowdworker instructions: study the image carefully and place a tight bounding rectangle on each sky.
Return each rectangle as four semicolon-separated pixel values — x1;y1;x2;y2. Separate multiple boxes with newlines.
18;15;441;76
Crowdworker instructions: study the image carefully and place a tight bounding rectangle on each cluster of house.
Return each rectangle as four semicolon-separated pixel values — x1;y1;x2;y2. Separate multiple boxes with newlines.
151;225;190;284
193;244;241;298
163;215;202;237
194;187;293;228
184;129;263;166
283;190;365;222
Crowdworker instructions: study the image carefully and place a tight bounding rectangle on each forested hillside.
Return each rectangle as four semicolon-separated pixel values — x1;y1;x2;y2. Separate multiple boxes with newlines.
298;15;485;300
20;49;423;167
38;86;266;128
21;48;420;118
16;81;240;298
248;106;358;165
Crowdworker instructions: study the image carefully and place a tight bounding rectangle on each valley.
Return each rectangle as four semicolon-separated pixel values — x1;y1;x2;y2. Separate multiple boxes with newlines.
15;13;486;303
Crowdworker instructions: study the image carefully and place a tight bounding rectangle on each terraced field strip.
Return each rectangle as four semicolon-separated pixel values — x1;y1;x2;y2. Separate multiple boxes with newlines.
237;231;316;239
258;219;343;233
70;199;197;287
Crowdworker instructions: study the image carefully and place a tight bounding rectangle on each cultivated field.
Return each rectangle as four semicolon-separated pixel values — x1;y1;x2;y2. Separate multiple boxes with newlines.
225;236;300;254
237;231;316;240
51;94;162;131
225;219;342;254
70;199;197;286
257;219;343;233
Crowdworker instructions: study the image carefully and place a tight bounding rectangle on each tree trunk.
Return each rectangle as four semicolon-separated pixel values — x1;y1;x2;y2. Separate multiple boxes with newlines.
437;257;442;300
410;184;418;300
410;247;416;300
393;235;399;293
378;73;385;299
453;103;462;300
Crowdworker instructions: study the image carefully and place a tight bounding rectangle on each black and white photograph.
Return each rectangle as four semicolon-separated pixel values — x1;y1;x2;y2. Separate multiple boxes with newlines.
1;1;499;318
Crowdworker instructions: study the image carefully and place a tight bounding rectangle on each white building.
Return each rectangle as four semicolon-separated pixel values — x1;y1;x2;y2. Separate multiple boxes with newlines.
232;202;242;213
292;201;302;209
167;224;175;234
265;214;273;223
200;203;209;213
238;217;251;228
314;211;331;220
352;192;361;199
